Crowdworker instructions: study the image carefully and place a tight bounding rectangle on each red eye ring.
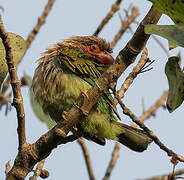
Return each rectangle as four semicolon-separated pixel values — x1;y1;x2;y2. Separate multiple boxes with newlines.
87;44;100;55
91;45;96;51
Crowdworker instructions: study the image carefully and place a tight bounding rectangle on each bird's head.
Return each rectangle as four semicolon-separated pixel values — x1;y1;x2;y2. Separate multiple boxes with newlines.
60;36;114;65
41;36;114;78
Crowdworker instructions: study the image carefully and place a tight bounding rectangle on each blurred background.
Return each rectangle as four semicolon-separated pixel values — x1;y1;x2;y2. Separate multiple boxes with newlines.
0;0;184;179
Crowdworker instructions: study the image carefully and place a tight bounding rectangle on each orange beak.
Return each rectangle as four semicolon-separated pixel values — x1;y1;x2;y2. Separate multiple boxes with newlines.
96;51;114;65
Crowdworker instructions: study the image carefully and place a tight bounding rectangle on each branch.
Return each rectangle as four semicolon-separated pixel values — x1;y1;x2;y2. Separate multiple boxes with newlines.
93;0;122;36
103;48;149;179
0;0;56;104
0;90;12;112
111;6;139;48
139;91;168;122
112;47;168;125
5;161;11;175
0;76;10;97
103;143;121;180
0;15;26;147
29;159;46;180
77;138;95;180
102;7;162;179
26;0;56;49
130;91;168;129
104;86;167;180
139;169;184;180
118;99;184;163
114;47;149;105
6;6;162;180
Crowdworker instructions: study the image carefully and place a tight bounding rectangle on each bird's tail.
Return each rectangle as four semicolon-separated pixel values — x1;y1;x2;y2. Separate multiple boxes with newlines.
112;122;152;152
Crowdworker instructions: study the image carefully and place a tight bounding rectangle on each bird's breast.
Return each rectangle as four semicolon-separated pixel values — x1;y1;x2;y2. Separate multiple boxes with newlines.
32;62;92;122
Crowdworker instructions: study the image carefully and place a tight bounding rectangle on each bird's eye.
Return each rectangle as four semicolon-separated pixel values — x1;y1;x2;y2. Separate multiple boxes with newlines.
87;44;100;55
91;45;96;51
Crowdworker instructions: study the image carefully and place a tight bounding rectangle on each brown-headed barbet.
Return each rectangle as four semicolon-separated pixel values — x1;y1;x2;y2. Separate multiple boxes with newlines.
32;36;152;152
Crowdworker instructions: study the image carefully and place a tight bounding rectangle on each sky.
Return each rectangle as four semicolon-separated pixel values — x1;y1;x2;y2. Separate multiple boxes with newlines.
0;0;184;180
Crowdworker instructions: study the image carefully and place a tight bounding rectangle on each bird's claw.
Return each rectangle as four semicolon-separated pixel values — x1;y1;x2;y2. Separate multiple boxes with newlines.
62;111;78;131
81;90;89;99
62;111;68;120
73;126;78;131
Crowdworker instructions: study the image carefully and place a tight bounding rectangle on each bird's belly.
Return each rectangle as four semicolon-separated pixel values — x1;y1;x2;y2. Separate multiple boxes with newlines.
44;72;92;122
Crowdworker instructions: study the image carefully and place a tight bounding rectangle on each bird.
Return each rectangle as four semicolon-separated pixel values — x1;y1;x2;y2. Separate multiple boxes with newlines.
32;36;152;152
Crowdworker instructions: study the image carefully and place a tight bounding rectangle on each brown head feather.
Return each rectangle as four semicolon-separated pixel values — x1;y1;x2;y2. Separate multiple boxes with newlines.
41;36;112;60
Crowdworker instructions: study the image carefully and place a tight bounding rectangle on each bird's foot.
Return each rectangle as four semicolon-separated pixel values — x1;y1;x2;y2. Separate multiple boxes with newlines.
62;111;78;131
62;111;68;120
81;90;89;99
73;126;78;131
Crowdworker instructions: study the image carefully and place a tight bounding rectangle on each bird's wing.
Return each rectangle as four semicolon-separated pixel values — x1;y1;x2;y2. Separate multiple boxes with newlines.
58;51;120;120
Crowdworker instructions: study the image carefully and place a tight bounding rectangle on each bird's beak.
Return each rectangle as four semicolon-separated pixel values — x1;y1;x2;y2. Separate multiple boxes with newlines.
96;51;114;65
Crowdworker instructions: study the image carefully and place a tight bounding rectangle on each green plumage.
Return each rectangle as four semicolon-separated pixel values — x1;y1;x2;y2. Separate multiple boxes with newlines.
32;36;152;152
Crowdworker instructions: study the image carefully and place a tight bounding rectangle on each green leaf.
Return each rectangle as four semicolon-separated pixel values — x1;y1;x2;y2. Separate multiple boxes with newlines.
147;0;184;24
165;56;184;112
23;74;56;129
0;32;26;88
145;25;184;49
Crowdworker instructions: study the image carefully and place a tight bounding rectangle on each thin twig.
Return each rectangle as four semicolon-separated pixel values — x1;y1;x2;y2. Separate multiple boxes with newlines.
113;47;168;126
104;59;167;180
0;76;10;96
103;47;148;179
111;6;139;48
103;38;160;180
118;98;184;163
93;0;122;36
140;60;155;72
29;159;46;180
103;143;121;180
106;87;165;180
0;0;56;105
107;74;166;180
0;15;26;147
0;91;12;111
131;91;168;128
26;0;56;49
103;48;148;180
77;138;95;180
114;47;149;105
5;160;11;175
139;91;168;121
4;91;12;115
139;169;184;180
